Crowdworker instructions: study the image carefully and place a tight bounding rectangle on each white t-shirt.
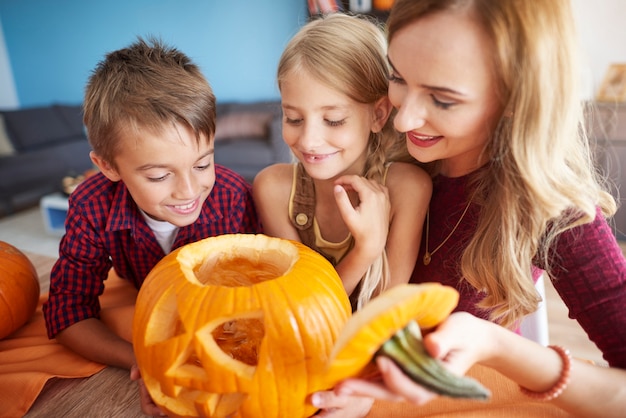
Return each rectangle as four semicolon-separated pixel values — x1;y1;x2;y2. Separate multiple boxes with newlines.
140;211;179;254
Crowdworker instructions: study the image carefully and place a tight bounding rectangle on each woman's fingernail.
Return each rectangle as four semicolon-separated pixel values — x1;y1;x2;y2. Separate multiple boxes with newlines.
311;393;321;407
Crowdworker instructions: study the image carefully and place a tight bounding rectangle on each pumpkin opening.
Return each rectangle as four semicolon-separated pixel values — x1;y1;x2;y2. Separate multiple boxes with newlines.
193;251;295;287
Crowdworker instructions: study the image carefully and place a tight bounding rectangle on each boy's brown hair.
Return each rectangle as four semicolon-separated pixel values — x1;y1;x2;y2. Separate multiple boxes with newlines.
83;36;216;166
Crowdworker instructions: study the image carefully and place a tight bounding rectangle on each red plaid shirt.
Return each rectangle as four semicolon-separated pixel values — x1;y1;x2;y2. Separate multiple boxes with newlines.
43;165;261;338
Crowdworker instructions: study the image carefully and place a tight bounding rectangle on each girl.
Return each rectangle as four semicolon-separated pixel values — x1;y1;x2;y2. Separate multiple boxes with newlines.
253;13;431;417
253;13;431;312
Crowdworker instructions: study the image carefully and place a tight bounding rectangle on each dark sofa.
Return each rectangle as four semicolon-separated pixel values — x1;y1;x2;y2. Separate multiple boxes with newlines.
0;101;292;217
0;104;93;216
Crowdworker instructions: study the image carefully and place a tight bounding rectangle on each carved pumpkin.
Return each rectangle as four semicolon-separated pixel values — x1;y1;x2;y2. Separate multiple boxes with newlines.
0;241;40;339
133;234;460;417
133;234;352;418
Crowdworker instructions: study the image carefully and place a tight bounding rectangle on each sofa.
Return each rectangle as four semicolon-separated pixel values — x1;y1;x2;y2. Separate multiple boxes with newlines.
0;100;292;217
213;100;292;182
0;104;93;216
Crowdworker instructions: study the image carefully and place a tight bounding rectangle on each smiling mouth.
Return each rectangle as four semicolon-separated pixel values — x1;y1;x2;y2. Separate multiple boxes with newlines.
174;202;196;210
410;132;440;141
170;199;199;214
301;152;336;162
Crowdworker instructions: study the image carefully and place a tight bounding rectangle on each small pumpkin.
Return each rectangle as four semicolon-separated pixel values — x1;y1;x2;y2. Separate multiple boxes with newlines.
133;234;460;417
0;241;40;339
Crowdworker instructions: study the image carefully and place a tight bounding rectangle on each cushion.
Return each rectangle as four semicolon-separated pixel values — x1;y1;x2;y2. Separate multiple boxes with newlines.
2;107;75;151
0;115;15;156
53;104;85;137
214;111;274;141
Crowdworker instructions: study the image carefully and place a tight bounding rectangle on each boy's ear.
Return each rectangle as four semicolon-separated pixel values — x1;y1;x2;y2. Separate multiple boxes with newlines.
371;96;393;133
90;151;122;182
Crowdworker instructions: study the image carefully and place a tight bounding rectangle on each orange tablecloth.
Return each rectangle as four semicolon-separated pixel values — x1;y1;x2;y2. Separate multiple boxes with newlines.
367;365;572;417
0;270;572;417
0;272;137;417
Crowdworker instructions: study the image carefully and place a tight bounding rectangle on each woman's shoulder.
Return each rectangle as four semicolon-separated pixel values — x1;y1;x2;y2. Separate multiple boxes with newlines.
386;161;432;188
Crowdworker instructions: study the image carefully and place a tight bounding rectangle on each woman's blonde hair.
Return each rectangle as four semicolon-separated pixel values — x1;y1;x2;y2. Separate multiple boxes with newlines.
278;13;411;309
388;0;616;327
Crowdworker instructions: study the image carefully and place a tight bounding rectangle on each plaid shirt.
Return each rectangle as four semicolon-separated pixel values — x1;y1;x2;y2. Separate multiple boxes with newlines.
43;165;261;338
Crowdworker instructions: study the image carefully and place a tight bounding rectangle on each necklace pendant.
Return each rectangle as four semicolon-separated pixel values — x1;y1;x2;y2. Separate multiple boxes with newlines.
423;252;431;266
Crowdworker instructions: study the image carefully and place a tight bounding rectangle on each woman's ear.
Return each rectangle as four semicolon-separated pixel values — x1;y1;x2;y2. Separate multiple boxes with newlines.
90;151;122;182
371;96;393;133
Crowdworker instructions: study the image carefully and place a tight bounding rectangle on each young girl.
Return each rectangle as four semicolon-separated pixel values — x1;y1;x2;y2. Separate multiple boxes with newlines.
253;13;431;312
318;0;626;416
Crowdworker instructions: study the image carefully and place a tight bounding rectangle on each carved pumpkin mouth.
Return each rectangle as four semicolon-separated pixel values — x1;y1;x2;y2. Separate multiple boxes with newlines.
212;318;265;366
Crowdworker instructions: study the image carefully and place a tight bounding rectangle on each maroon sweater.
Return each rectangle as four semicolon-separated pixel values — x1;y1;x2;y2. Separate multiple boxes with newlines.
411;174;626;368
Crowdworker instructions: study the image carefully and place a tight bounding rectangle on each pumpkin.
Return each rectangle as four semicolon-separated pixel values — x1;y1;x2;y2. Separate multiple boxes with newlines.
133;234;352;418
133;234;460;417
0;241;40;339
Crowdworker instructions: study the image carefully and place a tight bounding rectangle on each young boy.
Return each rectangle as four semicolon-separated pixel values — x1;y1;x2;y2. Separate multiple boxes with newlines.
42;37;261;371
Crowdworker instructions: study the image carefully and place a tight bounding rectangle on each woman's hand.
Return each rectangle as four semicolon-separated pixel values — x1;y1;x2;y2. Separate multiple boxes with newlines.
333;312;494;405
310;389;374;417
130;364;168;417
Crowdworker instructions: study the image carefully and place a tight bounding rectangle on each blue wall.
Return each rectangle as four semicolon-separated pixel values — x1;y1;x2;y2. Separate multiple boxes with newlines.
0;0;308;107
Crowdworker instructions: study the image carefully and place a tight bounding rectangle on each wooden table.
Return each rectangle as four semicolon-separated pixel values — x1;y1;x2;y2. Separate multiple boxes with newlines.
23;252;146;418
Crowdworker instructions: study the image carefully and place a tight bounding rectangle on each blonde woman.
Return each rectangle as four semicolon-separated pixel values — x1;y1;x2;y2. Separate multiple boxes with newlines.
316;0;626;415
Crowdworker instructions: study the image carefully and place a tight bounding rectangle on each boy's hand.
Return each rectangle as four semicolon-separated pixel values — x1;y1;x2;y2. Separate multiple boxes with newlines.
130;364;168;417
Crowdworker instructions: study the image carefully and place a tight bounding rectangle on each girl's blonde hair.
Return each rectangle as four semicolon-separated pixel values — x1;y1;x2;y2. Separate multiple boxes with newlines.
388;0;616;327
278;13;411;309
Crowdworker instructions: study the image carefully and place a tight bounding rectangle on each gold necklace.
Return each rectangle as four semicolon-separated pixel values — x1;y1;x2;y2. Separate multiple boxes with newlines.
423;198;473;266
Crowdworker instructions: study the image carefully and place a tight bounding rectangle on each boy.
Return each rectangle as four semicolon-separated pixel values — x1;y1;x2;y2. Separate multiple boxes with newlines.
43;37;261;371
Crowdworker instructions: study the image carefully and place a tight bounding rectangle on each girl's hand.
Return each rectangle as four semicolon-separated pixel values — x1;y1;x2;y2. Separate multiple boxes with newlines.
310;389;374;417
333;174;390;259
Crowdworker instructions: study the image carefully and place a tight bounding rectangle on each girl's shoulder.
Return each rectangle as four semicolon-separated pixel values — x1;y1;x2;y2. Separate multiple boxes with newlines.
253;163;295;189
